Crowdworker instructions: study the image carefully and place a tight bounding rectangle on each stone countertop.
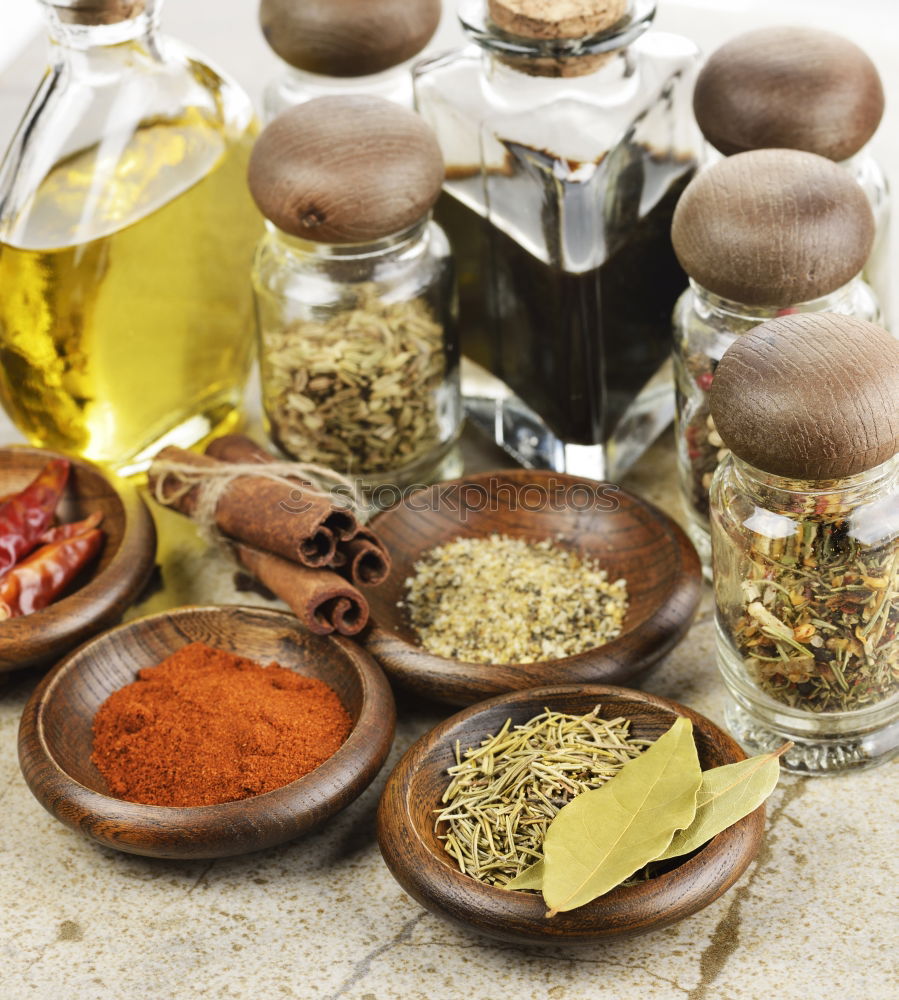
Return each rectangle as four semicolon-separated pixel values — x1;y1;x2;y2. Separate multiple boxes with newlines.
1;430;897;1000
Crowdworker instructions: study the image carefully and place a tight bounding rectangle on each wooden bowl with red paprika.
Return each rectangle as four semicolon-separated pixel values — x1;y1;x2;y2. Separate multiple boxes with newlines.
0;445;156;672
18;605;396;859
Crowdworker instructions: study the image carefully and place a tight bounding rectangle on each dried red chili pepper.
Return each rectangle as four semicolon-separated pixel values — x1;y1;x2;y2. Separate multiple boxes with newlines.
37;511;103;545
0;459;70;579
0;526;103;619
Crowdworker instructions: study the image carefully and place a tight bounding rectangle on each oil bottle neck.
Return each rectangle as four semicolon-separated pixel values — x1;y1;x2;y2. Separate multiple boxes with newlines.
42;0;161;54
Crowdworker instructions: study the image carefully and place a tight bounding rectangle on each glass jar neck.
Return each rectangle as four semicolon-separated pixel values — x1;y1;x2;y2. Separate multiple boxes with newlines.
41;0;160;52
283;63;407;87
690;277;864;329
458;0;655;71
731;454;899;516
267;218;431;263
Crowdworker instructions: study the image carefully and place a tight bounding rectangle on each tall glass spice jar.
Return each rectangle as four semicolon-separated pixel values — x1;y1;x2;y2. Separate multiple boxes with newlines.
249;96;461;491
414;0;702;479
259;0;442;120
709;313;899;774
693;27;891;323
671;149;880;571
0;0;260;475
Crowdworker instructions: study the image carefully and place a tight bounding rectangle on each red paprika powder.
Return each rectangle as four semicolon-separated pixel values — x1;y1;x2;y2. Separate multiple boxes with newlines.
91;641;353;807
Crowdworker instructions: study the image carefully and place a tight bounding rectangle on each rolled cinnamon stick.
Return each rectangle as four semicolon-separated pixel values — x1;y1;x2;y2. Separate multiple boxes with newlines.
206;434;358;540
235;543;369;636
336;528;392;587
149;447;337;568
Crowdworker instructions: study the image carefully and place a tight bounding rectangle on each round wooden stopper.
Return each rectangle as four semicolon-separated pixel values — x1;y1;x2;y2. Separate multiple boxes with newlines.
694;27;884;163
259;0;441;78
671;149;874;306
709;314;899;480
248;96;446;244
488;0;627;39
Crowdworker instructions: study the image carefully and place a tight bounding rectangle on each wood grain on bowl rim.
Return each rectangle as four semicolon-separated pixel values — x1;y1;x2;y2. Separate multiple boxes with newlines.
17;605;397;859
363;469;702;705
377;684;766;944
0;446;157;672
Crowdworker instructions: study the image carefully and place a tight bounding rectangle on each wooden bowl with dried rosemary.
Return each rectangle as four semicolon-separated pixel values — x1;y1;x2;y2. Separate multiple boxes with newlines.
377;685;767;944
363;470;702;705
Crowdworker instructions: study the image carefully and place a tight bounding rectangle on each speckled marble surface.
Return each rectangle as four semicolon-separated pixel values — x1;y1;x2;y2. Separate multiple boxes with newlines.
1;432;897;1000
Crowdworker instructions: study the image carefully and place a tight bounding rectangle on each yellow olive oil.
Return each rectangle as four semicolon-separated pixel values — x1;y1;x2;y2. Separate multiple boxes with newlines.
0;112;261;473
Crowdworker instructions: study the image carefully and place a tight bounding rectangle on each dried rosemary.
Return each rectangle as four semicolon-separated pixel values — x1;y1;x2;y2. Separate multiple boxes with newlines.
260;284;447;474
435;707;651;887
727;512;899;713
403;534;629;664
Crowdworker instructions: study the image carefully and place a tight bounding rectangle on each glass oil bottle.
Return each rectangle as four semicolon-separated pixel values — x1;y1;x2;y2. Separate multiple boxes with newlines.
0;0;261;474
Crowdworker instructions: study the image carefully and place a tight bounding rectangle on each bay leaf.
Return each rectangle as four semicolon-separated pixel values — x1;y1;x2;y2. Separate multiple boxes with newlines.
504;859;544;891
542;716;701;916
654;744;789;862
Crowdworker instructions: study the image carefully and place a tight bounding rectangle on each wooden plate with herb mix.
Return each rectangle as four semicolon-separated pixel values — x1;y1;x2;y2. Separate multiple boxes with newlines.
363;470;702;705
377;685;767;944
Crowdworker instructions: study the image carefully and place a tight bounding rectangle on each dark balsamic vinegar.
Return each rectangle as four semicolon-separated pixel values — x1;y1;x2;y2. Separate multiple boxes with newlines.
438;149;694;445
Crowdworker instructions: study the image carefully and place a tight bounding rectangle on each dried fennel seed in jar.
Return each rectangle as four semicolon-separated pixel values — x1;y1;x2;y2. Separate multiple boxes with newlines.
436;708;651;886
261;284;446;473
402;534;629;663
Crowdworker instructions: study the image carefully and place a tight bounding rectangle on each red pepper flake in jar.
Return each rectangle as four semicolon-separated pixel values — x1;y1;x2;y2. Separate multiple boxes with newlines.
90;642;353;806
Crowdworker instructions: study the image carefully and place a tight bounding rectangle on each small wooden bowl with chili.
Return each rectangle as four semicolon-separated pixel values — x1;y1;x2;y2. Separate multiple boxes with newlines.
18;605;396;859
0;445;156;672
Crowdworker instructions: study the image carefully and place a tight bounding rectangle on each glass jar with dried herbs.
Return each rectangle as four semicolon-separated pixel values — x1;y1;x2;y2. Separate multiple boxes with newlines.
671;150;881;573
248;96;460;489
709;313;899;775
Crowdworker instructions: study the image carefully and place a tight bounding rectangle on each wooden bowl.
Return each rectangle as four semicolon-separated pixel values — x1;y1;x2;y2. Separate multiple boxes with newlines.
364;470;701;705
0;446;156;672
378;685;765;944
18;605;396;859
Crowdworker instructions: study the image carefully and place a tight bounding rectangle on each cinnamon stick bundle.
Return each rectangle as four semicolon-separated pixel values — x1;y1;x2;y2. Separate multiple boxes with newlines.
150;447;338;568
206;435;358;540
235;544;368;636
204;435;392;588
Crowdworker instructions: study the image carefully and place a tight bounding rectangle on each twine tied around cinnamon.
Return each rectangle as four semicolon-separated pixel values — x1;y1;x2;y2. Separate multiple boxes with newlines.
150;458;368;547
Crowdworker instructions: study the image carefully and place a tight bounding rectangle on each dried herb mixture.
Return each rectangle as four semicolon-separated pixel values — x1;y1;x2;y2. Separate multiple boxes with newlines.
403;534;629;664
728;514;899;713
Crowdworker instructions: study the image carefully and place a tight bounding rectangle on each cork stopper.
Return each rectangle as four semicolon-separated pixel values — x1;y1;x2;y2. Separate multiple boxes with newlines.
671;149;875;306
248;96;445;244
709;314;899;480
47;0;147;25
259;0;441;78
694;27;884;162
488;0;628;40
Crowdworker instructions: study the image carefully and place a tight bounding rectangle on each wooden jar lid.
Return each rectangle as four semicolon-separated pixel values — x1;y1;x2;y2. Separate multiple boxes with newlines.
248;96;445;244
693;27;884;163
259;0;441;78
671;149;874;306
709;314;899;480
488;0;627;39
